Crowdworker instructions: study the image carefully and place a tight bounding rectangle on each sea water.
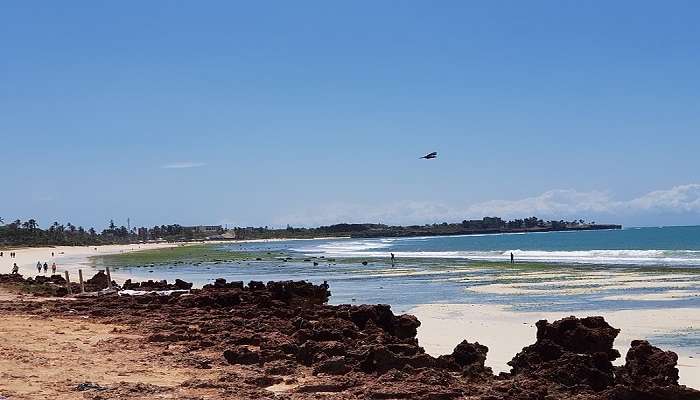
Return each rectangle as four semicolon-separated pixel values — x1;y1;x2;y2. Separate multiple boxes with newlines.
95;226;700;381
102;226;700;313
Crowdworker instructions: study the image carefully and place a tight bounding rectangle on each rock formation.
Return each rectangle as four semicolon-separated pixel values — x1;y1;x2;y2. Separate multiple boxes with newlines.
0;278;696;399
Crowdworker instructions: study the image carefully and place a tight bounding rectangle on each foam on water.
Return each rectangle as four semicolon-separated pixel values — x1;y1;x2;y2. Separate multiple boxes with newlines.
305;248;700;266
293;240;392;253
292;229;700;267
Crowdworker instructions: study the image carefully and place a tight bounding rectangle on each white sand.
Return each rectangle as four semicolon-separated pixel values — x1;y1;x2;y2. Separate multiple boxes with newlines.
410;303;700;389
0;243;181;281
0;237;347;282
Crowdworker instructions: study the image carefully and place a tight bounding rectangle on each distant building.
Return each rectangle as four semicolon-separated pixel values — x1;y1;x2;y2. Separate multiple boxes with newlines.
481;217;504;228
186;225;223;234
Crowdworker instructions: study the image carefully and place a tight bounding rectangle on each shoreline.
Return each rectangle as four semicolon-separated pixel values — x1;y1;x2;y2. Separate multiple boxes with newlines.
0;236;352;281
3;239;699;392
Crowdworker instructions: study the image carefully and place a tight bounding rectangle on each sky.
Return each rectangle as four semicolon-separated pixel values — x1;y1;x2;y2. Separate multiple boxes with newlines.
1;1;700;229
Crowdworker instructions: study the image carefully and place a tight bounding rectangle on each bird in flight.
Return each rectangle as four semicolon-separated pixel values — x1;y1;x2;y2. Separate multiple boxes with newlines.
420;151;437;160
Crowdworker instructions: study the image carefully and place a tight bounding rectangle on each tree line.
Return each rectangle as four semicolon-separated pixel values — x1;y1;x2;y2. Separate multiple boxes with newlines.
0;218;211;247
1;216;616;246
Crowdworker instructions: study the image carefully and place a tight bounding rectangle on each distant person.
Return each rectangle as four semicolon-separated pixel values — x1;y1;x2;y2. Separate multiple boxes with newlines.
37;262;42;274
51;252;54;257
390;253;395;262
51;262;57;275
12;263;19;274
510;252;515;264
43;262;48;274
1;251;3;257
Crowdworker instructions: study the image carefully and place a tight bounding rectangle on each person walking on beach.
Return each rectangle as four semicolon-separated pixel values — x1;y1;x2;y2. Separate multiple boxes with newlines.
37;262;42;274
43;262;48;274
12;263;19;274
51;262;57;275
510;252;515;264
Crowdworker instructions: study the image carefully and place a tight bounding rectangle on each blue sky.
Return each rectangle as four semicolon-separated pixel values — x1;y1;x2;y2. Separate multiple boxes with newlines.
2;1;699;229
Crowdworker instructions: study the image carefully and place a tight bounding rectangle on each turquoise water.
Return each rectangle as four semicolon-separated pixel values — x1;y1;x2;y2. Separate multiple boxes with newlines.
288;225;700;266
104;226;700;313
99;226;700;373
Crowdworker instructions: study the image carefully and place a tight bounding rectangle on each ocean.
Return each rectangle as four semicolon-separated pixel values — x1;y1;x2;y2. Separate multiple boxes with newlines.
96;225;700;381
288;225;700;266
102;226;700;312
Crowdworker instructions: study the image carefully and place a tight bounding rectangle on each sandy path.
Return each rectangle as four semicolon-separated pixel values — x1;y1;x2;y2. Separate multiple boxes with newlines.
410;303;700;389
0;315;192;399
0;306;235;400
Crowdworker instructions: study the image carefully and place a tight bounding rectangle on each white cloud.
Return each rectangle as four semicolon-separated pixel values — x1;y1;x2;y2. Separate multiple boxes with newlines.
161;162;206;169
624;184;700;212
461;189;615;218
276;184;700;227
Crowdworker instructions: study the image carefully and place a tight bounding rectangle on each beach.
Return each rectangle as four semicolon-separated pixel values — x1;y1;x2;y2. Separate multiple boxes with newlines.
2;230;700;397
410;303;700;388
0;278;696;399
1;242;181;281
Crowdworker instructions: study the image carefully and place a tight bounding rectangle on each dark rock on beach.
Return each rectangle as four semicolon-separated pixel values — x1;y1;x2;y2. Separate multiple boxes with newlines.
122;278;193;291
0;277;697;399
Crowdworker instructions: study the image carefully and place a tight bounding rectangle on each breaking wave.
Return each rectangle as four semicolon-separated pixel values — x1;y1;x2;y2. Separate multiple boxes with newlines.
294;241;700;267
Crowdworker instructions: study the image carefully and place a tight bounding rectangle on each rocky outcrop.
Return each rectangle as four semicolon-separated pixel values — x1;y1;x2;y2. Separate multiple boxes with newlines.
437;340;492;377
508;316;620;391
607;340;697;400
0;273;29;284
202;278;244;290
619;339;679;384
1;279;696;400
123;278;192;291
84;271;115;290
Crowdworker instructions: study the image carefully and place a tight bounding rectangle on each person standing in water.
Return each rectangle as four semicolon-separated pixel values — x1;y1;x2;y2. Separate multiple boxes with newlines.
510;252;515;264
390;253;395;263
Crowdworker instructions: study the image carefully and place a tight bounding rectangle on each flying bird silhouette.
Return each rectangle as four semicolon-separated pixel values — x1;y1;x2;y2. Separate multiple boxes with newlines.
420;152;437;160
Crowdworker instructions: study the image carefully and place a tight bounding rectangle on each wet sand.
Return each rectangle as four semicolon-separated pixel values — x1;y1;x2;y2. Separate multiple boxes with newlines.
410;303;700;388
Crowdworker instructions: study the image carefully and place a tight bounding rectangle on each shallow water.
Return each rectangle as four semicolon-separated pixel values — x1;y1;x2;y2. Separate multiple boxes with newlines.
97;227;700;313
91;226;700;382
